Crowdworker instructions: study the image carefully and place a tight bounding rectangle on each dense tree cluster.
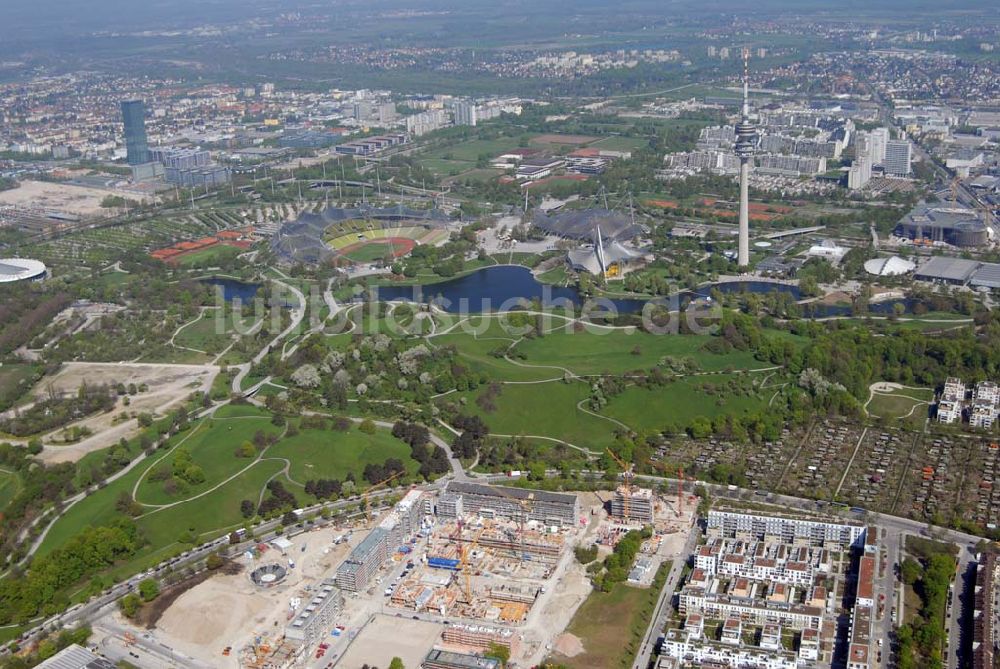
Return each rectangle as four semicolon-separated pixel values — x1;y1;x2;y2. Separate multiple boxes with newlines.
304;478;343;500
257;480;298;517
0;383;116;437
0;291;73;357
363;458;407;486
450;414;490;460
392;421;450;479
0;443;77;564
589;527;651;592
0;519;142;624
896;544;956;669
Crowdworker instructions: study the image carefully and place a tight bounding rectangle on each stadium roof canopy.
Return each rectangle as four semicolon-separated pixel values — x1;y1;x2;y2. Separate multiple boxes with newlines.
863;256;916;276
272;204;449;265
532;208;645;241
0;258;47;283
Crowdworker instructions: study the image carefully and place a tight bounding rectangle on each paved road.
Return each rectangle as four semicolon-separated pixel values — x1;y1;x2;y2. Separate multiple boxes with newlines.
633;525;699;669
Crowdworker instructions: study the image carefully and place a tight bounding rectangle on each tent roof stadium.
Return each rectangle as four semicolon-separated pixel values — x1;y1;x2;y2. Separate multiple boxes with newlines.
532;208;645;242
271;205;449;265
567;240;645;275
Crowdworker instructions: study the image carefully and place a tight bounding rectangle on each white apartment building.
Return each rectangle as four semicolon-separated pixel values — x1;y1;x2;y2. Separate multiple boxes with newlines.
707;510;866;548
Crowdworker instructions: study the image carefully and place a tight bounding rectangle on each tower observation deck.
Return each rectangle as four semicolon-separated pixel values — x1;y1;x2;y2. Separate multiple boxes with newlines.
735;49;758;269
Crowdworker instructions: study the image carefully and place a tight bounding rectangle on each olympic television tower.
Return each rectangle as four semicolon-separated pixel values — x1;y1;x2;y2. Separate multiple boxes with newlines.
734;48;758;269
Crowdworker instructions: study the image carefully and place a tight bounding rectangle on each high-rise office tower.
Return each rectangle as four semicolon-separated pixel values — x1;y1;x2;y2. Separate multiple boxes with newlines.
734;49;758;269
121;100;150;166
869;127;889;165
884;140;913;176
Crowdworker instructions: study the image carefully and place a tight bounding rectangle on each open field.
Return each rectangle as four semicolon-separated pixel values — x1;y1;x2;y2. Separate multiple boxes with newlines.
446;380;617;449
589;136;651;152
134;414;283;506
36;406;417;587
0;363;41;410
174;244;244;267
33;362;217;464
601;375;770;432
0;179;114;218
0;469;20;509
551;564;668;669
338;615;442;669
267;427;419;486
866;384;933;424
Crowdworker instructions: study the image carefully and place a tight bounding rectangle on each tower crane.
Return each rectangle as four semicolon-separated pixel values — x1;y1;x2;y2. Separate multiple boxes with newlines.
459;527;486;603
494;486;535;562
362;470;403;524
607;448;636;521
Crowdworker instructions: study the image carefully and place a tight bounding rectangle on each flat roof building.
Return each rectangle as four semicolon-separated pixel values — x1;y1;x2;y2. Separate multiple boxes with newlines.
440;482;579;527
35;645;116;669
422;649;501;669
913;256;980;285
336;527;388;592
285;578;344;643
707;509;866;548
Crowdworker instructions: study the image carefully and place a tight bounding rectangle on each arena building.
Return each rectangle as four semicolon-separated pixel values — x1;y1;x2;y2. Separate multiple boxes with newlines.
566;226;648;278
532;207;645;242
272;205;450;265
894;204;991;248
0;258;47;284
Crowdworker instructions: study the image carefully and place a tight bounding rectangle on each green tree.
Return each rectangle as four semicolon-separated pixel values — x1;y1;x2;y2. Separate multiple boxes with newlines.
138;579;160;602
358;419;377;435
389;658;405;669
119;593;141;618
484;642;510;666
900;557;921;586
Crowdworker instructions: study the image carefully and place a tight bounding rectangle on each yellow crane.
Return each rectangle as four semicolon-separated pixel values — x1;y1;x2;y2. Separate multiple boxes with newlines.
607;448;635;520
362;470;402;523
459;527;486;603
494;486;534;562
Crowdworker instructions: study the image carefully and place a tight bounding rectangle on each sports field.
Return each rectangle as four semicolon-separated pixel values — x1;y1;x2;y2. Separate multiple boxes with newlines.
340;237;417;262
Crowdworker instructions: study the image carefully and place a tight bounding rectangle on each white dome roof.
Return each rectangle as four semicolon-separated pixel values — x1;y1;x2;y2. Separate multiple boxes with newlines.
864;256;916;276
0;258;47;283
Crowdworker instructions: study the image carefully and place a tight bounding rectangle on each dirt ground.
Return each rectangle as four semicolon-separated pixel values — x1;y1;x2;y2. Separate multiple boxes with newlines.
0;179;116;217
336;615;442;669
146;524;362;669
517;492;602;667
34;362;217;464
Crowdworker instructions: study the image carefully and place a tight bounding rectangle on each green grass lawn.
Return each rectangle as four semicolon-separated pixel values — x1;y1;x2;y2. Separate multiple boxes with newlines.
445;381;617;449
513;330;765;376
867;386;933;424
0;469;20;510
601;375;769;432
133;415;282;506
536;266;570;286
172;309;253;354
267;426;418;485
552;564;669;669
423;137;527;162
175;244;243;267
589;136;652;152
343;241;402;263
0;363;41;410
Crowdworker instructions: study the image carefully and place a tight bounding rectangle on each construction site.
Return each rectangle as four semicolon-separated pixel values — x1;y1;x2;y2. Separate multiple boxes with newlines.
386;513;570;625
100;477;700;669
